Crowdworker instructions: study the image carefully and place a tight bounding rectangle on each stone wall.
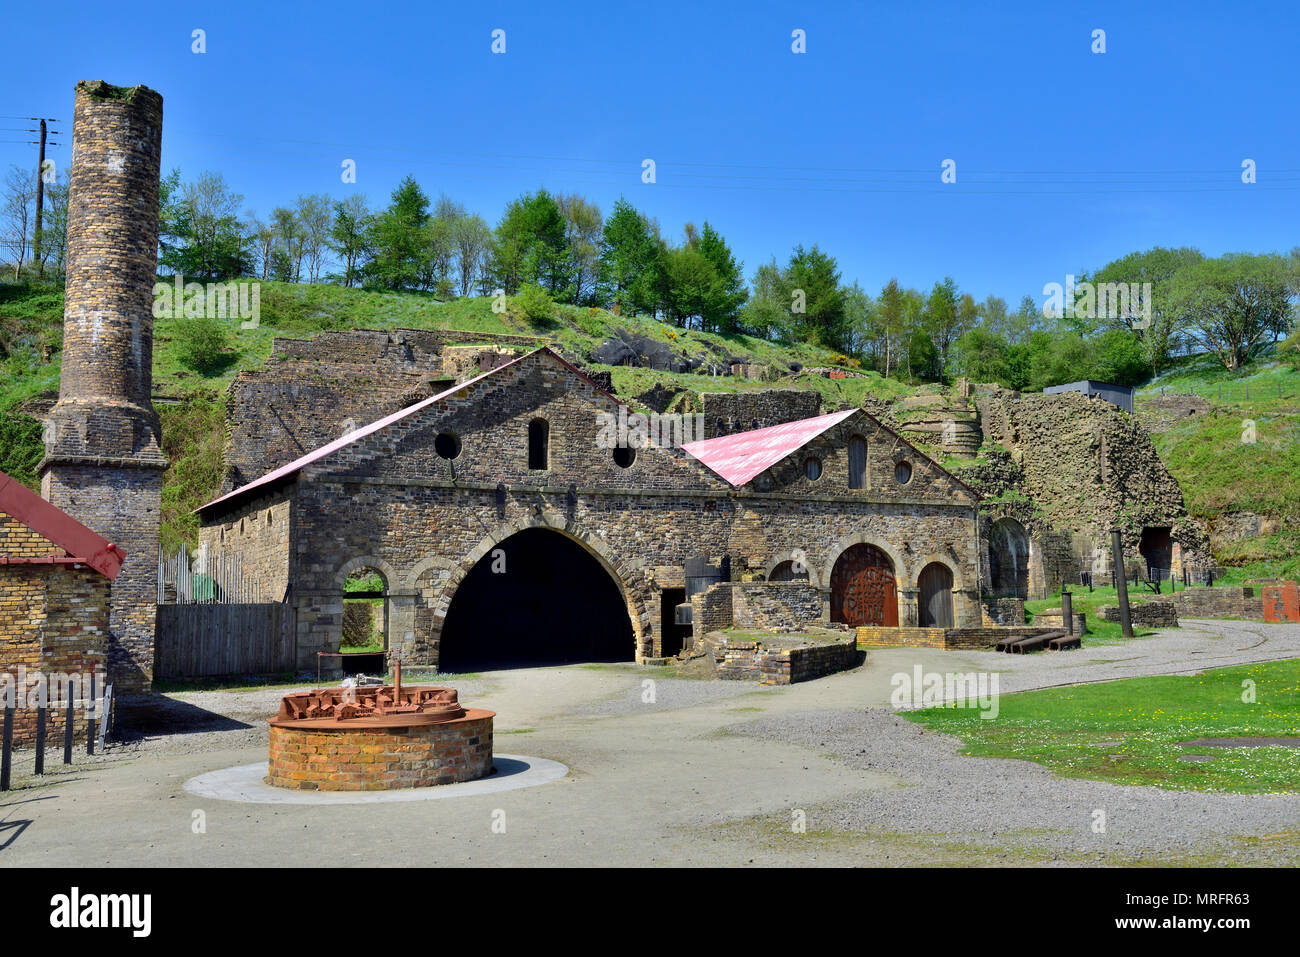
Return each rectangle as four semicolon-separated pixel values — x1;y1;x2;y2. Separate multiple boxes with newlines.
981;597;1025;626
698;390;822;437
729;582;825;632
856;625;1060;650
0;511;111;745
1032;609;1088;633
197;491;292;603
709;636;858;685
1098;601;1178;628
1170;586;1264;620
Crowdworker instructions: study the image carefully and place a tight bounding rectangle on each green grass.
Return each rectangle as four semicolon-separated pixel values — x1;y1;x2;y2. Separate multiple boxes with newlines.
906;658;1300;793
1024;585;1170;645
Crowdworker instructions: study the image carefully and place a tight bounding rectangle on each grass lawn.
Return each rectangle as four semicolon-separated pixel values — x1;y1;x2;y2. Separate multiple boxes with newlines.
906;658;1300;793
1024;584;1174;645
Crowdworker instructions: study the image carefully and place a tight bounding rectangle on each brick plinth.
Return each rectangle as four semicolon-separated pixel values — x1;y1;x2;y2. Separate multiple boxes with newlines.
266;710;494;791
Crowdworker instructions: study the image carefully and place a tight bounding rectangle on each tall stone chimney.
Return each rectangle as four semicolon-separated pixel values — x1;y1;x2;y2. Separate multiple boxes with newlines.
40;80;167;693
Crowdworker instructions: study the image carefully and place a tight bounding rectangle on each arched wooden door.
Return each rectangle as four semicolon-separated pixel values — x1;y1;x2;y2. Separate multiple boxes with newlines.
830;544;898;626
918;562;955;627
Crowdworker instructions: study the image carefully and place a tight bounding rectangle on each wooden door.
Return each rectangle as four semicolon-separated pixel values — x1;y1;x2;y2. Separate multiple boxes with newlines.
918;562;954;627
831;544;898;626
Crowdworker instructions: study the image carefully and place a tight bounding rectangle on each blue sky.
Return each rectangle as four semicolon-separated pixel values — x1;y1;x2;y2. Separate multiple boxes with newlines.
3;0;1297;305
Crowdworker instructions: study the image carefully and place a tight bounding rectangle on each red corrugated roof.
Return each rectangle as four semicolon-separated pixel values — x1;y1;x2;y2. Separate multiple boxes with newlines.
197;346;622;516
0;470;123;579
682;409;858;487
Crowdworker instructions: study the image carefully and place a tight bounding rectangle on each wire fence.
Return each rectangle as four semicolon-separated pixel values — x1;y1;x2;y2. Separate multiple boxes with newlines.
157;545;262;604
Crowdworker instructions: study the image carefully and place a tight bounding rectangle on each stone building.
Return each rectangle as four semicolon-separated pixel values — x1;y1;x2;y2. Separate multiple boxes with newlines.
0;470;121;744
39;81;166;693
197;347;983;672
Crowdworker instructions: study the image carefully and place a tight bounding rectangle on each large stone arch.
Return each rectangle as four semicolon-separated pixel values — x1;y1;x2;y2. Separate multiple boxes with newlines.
764;549;822;588
406;511;652;669
822;532;910;626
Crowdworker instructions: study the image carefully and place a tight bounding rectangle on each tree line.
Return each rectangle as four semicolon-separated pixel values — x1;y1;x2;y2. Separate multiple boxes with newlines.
3;161;1298;386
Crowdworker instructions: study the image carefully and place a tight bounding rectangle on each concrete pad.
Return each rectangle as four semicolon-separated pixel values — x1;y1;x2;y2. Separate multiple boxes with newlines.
183;754;568;805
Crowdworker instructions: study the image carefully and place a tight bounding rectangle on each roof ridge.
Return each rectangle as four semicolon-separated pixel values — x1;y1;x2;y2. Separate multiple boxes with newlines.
0;470;123;579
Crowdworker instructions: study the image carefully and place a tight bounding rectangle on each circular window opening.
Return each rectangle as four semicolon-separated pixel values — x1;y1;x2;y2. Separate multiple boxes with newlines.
435;432;462;460
613;445;636;469
804;457;823;481
895;460;913;485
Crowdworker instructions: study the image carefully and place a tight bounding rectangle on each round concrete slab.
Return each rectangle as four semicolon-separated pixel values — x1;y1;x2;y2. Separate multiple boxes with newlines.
183;754;568;805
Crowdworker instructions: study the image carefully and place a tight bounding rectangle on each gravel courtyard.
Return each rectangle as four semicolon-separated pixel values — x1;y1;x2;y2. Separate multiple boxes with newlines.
2;618;1298;867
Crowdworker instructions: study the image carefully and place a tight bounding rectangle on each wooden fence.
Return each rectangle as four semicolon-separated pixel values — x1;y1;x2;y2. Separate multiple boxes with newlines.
154;603;296;679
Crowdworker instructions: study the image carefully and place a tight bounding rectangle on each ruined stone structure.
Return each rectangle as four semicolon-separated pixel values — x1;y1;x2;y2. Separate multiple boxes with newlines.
39;81;166;693
0;470;120;745
198;347;983;672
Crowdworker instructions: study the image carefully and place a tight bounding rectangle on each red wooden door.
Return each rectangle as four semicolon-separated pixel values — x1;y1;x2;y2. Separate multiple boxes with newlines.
831;544;898;626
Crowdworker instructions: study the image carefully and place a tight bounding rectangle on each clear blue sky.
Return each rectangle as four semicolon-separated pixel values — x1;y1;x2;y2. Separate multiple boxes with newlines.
3;0;1297;305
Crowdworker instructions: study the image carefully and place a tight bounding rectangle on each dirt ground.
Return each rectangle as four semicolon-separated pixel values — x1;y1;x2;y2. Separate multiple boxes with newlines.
2;619;1299;867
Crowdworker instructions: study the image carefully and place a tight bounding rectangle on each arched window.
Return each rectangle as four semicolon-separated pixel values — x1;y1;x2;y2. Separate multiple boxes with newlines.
528;419;549;470
848;436;867;489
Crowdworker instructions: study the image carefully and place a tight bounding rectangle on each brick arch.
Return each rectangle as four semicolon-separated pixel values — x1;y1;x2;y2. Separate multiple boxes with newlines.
763;550;822;588
417;512;652;666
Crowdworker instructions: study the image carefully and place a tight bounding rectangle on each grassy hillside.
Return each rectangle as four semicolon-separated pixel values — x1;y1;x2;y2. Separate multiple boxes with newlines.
1137;347;1300;581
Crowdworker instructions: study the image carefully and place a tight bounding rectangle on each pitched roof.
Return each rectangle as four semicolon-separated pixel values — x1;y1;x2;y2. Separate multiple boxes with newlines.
0;470;124;579
197;346;618;517
682;409;858;487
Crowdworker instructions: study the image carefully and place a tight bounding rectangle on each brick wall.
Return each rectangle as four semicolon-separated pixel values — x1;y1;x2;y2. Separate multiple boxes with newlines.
981;597;1025;626
267;713;493;790
1;511;111;745
1033;609;1088;633
197;491;292;603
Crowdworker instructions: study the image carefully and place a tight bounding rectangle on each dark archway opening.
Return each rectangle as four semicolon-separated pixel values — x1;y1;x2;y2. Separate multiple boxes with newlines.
1139;527;1172;579
987;518;1029;599
440;528;635;671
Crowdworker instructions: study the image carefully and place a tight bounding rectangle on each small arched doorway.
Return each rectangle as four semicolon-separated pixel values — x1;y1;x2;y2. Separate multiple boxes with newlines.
988;517;1029;598
439;527;635;671
830;543;898;626
918;562;955;627
769;560;810;582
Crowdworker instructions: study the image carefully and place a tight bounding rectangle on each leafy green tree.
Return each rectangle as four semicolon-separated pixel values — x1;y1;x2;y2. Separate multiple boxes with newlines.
453;214;492;297
364;175;431;291
596;198;660;313
923;276;963;373
557;193;603;305
491;190;570;297
696;221;748;331
157;170;253;280
1090;246;1204;372
785;244;848;350
953;326;1012;385
1169;253;1294;370
329;195;372;288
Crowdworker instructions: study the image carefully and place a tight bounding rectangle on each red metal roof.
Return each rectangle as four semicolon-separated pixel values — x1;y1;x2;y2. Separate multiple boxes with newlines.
682;409;859;487
0;470;124;579
197;346;624;516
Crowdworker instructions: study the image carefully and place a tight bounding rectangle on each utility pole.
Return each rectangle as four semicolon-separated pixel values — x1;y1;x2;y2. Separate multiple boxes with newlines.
34;119;47;277
1111;528;1134;639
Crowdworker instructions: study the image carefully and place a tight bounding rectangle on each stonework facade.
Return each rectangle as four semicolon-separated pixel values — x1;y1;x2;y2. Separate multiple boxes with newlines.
200;347;983;672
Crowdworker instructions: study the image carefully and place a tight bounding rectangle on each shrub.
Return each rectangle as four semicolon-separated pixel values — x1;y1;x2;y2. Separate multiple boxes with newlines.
514;283;556;322
174;315;230;373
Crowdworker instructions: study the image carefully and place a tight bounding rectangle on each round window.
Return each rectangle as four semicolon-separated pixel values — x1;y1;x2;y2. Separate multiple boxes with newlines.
804;457;822;481
613;445;636;468
434;432;461;460
894;460;913;485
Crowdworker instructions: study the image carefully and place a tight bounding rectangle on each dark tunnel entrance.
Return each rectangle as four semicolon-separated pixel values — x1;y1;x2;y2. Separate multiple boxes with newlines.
439;527;635;672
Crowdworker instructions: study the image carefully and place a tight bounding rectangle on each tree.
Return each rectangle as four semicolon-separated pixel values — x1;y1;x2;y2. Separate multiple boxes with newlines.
1091;246;1204;372
35;169;70;277
596;198;660;313
953;326;1012;385
364;175;430;291
160;171;253;279
270;206;303;282
1169;253;1294;370
329;195;372;288
696;221;748;331
295;193;334;283
923;276;963;373
491;190;569;297
556;193;603;305
2;166;35;279
785;244;848;350
452;214;492;297
876;279;908;376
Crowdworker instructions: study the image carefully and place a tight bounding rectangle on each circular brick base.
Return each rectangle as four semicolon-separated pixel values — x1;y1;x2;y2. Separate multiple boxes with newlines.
267;710;494;791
